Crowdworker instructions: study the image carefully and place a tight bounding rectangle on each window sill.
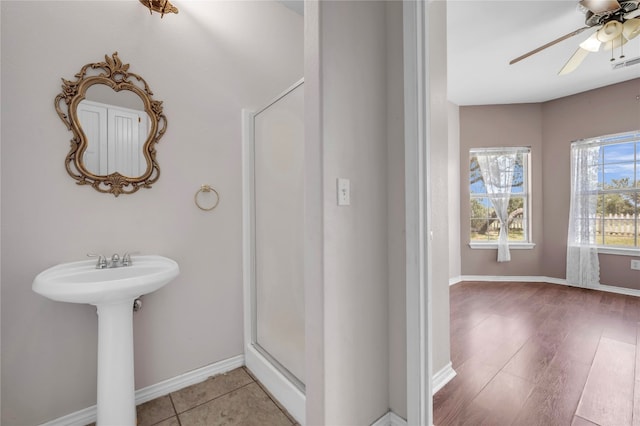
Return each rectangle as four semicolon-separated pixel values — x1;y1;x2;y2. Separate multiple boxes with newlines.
597;247;640;257
468;242;536;250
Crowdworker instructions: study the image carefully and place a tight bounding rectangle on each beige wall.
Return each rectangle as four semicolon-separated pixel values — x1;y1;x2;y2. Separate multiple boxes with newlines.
0;2;303;424
458;79;640;289
459;103;545;276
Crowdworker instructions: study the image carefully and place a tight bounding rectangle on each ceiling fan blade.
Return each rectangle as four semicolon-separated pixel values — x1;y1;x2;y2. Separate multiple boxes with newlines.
510;27;591;65
579;0;621;14
558;47;590;75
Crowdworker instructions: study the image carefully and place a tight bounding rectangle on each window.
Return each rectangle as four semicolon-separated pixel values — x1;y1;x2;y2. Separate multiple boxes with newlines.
469;147;532;248
571;131;640;251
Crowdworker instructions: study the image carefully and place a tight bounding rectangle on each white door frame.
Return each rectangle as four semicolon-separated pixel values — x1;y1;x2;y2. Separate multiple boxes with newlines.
403;1;432;425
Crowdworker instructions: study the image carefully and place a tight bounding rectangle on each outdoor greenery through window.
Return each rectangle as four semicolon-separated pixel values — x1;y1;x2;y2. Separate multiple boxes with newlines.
575;132;640;249
470;147;531;244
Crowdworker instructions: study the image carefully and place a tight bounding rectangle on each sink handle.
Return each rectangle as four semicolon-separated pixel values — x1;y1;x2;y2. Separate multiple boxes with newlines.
122;251;140;266
110;253;120;267
87;253;108;269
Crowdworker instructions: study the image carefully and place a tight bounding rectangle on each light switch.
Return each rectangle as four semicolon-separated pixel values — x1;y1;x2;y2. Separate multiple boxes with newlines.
337;178;350;206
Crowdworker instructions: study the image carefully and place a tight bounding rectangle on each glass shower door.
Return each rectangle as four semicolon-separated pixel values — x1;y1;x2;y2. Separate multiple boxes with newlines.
252;82;305;389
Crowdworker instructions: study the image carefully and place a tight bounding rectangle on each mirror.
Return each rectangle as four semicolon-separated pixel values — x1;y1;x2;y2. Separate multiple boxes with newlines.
55;52;167;196
78;86;150;177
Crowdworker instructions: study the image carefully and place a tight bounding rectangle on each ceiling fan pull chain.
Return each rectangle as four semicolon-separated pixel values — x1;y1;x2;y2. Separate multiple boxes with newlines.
619;34;625;59
611;41;615;61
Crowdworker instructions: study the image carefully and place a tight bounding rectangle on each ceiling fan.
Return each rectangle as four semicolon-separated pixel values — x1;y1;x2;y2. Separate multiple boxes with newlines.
510;0;640;75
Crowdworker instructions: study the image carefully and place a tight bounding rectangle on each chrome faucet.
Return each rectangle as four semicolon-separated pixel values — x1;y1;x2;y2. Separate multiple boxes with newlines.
87;253;108;269
88;252;137;268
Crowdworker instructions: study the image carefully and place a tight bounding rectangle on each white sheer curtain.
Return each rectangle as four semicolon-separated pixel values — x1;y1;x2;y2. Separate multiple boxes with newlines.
566;143;600;288
477;151;517;262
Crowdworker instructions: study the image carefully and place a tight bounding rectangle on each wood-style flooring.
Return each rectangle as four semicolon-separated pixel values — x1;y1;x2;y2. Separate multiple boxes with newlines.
434;281;640;426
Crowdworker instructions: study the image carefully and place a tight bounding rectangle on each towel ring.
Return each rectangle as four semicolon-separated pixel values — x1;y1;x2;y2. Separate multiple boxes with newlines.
195;184;220;211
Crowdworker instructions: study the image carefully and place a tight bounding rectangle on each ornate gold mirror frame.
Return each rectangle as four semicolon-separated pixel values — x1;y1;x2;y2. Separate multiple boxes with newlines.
55;52;167;196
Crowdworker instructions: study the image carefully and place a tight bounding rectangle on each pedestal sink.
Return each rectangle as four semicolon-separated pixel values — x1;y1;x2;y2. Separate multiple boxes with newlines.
33;255;180;426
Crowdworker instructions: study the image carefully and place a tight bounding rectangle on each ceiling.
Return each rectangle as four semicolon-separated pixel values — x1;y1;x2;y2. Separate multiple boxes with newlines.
277;0;639;106
447;0;640;105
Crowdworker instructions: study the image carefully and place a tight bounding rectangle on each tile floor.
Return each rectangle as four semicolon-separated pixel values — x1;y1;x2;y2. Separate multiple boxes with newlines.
87;367;297;426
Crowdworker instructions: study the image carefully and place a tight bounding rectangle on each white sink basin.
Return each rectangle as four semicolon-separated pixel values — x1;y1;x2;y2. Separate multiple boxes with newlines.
33;255;179;304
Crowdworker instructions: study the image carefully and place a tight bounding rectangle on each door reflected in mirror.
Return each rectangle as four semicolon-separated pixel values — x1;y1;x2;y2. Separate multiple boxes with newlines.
78;93;151;178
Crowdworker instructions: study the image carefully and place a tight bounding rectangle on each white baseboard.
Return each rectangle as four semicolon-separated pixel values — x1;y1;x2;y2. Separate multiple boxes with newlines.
371;410;408;426
459;275;640;298
135;354;245;405
39;405;96;426
432;362;456;394
461;275;556;283
39;354;245;426
449;276;462;286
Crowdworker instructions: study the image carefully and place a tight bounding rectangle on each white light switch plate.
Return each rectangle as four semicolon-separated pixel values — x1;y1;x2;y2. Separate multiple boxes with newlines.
337;178;350;206
632;260;640;271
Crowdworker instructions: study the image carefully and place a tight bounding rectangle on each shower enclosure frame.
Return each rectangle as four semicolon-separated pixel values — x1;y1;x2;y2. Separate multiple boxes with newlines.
241;78;305;424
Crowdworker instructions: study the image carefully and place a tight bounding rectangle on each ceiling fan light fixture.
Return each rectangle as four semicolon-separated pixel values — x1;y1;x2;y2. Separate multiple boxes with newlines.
579;31;603;51
509;0;639;72
597;20;624;41
139;0;178;17
603;33;628;49
623;18;640;39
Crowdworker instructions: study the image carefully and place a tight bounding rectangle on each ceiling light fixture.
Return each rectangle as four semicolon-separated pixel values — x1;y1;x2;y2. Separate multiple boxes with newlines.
139;0;178;18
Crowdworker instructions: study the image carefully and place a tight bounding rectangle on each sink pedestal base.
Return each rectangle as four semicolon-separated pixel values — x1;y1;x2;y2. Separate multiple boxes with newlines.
96;299;136;426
